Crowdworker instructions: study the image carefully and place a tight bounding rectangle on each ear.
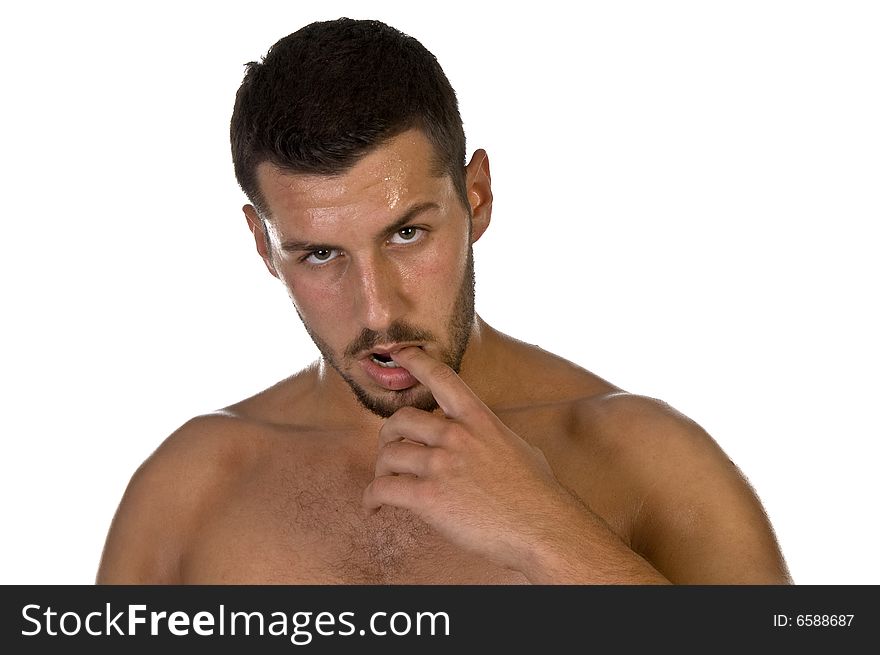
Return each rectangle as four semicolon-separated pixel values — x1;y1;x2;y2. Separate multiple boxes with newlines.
243;204;279;278
464;149;492;243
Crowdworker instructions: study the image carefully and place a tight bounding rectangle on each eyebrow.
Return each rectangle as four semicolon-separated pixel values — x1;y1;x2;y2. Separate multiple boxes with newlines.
279;201;440;253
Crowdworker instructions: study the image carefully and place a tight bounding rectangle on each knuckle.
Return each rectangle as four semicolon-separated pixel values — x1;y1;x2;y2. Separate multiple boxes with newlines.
371;475;398;502
445;450;465;474
380;442;406;468
377;422;395;444
438;421;460;445
415;479;439;504
374;444;392;468
425;448;449;473
362;481;379;507
446;421;473;447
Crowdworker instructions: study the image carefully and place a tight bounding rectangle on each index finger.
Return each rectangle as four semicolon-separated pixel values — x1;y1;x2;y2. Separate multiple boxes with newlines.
389;347;479;418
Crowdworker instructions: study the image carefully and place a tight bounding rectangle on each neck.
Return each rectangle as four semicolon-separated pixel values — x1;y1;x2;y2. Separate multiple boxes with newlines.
458;316;511;407
453;314;499;401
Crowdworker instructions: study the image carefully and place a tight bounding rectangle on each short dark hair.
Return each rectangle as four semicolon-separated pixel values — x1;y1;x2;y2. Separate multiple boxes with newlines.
230;18;467;217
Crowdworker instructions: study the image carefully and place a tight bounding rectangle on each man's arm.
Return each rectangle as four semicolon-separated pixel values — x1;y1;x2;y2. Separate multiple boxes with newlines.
604;394;792;584
96;415;237;584
362;347;790;584
96;452;181;584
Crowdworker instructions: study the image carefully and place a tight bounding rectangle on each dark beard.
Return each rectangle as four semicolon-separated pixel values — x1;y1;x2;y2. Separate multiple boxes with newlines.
300;245;475;418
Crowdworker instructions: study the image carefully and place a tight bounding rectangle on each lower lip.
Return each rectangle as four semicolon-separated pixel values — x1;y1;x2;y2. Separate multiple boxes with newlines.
360;356;419;391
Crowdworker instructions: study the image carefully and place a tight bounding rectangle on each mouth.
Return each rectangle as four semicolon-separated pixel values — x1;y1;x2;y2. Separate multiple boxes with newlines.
369;352;400;368
362;344;424;368
357;344;424;391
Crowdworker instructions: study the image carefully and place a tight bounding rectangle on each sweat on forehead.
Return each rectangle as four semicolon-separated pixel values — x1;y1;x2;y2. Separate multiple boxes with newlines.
252;129;457;223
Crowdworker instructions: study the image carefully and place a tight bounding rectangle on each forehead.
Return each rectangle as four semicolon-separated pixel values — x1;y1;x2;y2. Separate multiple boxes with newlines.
255;129;454;228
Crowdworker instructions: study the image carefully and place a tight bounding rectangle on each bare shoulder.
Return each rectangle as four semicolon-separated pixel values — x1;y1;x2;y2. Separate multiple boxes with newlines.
494;336;792;584
96;412;264;584
575;392;792;584
492;332;791;583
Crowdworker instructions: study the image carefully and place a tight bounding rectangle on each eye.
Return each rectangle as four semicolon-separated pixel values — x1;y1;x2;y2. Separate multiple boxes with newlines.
303;248;340;265
389;226;424;244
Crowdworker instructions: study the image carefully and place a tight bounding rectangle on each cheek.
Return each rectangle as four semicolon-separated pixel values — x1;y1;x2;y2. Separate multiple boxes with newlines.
281;273;350;328
403;236;468;303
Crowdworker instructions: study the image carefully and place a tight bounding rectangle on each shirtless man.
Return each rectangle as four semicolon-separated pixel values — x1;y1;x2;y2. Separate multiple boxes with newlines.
97;18;791;584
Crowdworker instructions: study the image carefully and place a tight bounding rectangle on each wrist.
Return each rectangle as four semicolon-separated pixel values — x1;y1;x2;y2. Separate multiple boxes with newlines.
521;498;594;583
517;491;670;585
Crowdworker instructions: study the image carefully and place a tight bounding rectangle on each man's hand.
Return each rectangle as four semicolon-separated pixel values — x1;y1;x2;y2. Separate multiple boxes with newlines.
361;346;589;576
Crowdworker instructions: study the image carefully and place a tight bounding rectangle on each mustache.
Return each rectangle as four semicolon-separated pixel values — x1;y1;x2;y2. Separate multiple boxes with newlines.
344;321;437;359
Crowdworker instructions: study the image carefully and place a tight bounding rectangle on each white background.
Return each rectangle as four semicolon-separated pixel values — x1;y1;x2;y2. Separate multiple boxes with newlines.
1;1;877;584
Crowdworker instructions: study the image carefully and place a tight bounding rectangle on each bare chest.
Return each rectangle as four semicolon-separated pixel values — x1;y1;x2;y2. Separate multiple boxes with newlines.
179;399;636;584
181;457;528;584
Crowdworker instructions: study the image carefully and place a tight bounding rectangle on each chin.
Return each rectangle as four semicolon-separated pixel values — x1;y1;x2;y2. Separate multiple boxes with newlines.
352;384;439;419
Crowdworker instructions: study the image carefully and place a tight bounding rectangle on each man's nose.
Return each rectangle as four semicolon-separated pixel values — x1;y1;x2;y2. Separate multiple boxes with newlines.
352;255;407;331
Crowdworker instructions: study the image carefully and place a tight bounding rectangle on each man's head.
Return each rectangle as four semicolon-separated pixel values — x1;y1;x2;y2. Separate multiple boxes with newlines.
231;18;468;216
230;20;493;418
